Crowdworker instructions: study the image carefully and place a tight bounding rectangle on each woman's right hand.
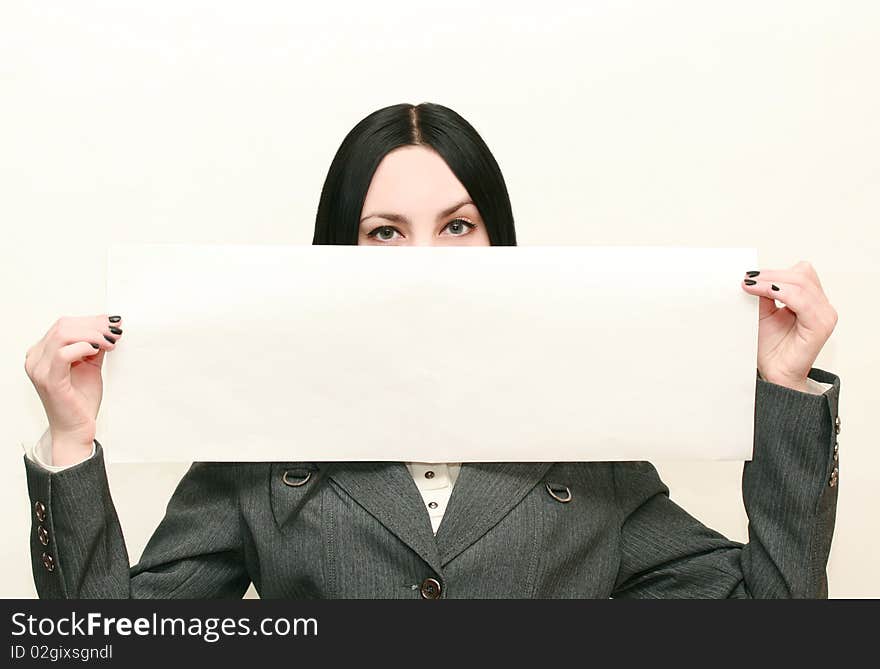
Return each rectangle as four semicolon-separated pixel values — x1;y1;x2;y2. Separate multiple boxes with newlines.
24;314;124;466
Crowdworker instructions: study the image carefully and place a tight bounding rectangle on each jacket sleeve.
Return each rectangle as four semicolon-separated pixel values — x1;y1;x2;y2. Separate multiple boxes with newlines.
23;440;252;598
611;366;841;599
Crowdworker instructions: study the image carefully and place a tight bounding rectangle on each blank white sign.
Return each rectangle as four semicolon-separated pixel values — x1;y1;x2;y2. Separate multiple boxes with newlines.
100;243;758;462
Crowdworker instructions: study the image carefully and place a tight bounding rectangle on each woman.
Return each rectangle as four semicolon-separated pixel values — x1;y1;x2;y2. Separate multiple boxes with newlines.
22;102;841;598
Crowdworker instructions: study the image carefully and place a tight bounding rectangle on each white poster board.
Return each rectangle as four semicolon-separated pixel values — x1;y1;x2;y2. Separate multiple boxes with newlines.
100;243;758;462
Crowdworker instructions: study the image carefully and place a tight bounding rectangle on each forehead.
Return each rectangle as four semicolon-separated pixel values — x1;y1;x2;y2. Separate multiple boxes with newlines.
361;145;470;216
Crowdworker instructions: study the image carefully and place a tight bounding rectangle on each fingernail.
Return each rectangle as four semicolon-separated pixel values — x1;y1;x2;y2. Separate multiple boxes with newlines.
91;343;100;349
109;326;123;335
104;334;117;344
744;279;757;286
746;270;760;277
771;284;780;291
109;315;122;323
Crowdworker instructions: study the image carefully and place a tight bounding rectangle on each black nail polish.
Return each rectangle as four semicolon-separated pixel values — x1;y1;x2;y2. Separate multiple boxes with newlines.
744;279;757;285
771;284;780;291
91;343;100;349
109;326;122;335
104;334;117;344
746;270;760;278
109;315;122;323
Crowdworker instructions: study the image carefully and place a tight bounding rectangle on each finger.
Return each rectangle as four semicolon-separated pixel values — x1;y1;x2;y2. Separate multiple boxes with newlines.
743;270;827;315
27;315;123;383
102;314;124;341
32;315;123;362
744;262;823;293
90;313;125;343
50;320;123;350
36;323;118;384
792;260;824;291
47;341;103;387
743;269;812;292
741;279;825;329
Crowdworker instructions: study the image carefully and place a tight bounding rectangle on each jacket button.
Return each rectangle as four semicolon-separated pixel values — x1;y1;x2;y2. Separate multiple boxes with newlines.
829;466;839;487
835;415;841;435
37;525;49;546
419;577;442;599
41;552;55;573
34;501;46;523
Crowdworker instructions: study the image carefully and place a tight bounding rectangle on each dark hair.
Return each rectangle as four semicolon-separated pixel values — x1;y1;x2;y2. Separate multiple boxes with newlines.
312;102;517;246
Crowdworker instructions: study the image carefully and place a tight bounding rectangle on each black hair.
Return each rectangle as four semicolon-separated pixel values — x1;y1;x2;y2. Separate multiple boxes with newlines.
312;102;517;246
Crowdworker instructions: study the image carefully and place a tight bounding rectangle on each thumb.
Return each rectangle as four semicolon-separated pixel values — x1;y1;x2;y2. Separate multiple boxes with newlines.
758;294;779;320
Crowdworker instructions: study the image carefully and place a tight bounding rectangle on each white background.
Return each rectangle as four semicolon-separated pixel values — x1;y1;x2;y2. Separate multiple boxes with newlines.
2;0;877;597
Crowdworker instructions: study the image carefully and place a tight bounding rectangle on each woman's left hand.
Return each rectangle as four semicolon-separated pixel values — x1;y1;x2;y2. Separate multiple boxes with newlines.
741;261;838;392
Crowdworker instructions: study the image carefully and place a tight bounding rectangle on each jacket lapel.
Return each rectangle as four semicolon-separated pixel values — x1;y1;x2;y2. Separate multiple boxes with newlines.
325;462;444;575
434;461;553;566
325;460;554;573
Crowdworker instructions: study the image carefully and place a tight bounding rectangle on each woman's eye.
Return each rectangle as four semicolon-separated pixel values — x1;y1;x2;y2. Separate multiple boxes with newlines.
443;218;476;236
368;225;402;241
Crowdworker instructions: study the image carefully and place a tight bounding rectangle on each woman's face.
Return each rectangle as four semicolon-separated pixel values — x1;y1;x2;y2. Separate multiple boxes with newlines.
358;145;491;246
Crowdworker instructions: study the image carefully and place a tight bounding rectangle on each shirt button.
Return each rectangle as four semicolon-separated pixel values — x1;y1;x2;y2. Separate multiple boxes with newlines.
41;552;55;573
428;501;438;509
419;577;442;599
37;525;49;547
424;471;435;479
34;501;46;523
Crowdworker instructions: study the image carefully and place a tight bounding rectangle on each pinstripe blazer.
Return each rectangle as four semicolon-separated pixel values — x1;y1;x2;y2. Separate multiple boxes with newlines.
23;368;841;598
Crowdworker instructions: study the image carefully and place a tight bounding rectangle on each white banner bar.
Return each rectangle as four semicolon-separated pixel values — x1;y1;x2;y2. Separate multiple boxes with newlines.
100;243;758;463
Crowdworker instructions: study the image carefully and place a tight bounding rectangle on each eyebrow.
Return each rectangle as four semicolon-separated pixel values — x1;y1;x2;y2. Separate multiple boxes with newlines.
359;198;474;225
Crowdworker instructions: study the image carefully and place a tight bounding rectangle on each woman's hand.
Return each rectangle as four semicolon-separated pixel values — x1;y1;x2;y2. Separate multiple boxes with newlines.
24;315;124;466
741;261;837;392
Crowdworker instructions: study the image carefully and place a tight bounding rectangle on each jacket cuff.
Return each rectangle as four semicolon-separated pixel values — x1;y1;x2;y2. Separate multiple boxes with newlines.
743;366;841;596
753;366;840;481
23;439;122;598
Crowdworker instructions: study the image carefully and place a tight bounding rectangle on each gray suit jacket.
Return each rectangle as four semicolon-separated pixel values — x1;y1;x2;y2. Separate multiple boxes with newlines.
23;368;841;599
